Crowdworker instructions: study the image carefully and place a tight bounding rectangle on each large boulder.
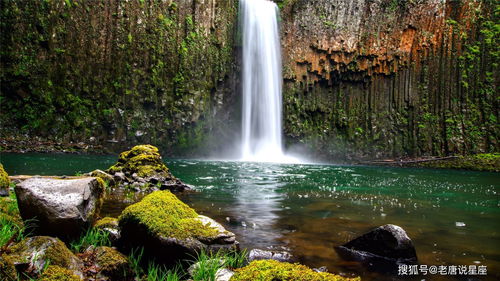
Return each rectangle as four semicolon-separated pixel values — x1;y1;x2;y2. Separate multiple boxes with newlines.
106;145;190;192
0;164;10;197
15;177;104;240
7;236;83;278
335;224;417;272
118;191;237;264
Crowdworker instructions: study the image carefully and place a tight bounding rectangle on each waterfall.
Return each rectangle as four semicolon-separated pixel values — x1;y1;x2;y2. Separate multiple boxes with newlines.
240;0;296;163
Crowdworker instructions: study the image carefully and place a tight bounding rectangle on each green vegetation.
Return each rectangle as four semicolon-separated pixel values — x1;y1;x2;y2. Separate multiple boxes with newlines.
38;265;80;281
69;227;111;253
119;190;218;240
0;191;27;248
189;249;247;281
417;153;500;172
128;247;182;281
232;259;360;281
0;164;10;190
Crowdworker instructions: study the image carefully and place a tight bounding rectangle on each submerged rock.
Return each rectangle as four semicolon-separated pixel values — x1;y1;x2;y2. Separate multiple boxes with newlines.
118;190;238;264
231;260;359;281
15;177;104;240
7;236;83;278
335;224;417;272
0;164;10;197
248;249;294;263
106;144;190;193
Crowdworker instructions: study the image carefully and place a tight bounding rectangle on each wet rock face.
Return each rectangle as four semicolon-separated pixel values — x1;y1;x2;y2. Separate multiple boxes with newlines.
15;177;104;240
335;224;417;272
118;191;238;265
106;145;191;193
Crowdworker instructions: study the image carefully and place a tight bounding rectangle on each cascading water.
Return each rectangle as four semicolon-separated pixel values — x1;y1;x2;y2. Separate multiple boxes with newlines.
240;0;297;163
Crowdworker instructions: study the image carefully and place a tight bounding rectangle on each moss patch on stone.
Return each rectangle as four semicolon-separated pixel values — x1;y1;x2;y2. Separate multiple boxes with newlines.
0;164;10;190
119;190;218;240
0;255;17;280
107;145;170;178
0;192;23;227
10;236;78;269
94;217;118;229
38;265;81;281
94;246;130;278
232;260;360;281
416;153;500;172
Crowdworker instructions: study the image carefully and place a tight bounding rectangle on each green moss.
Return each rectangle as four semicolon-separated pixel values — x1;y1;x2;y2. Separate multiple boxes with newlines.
94;246;130;278
0;164;10;190
0;255;17;281
232;260;360;281
94;217;118;229
0;192;23;227
107;145;170;179
119;190;218;240
38;265;81;281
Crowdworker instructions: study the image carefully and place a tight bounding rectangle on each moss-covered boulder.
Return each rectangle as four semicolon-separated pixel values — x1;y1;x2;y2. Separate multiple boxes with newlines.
0;164;10;197
231;260;360;281
7;236;83;278
0;255;17;281
84;246;132;280
119;190;237;264
38;265;82;281
15;177;105;240
106;145;190;192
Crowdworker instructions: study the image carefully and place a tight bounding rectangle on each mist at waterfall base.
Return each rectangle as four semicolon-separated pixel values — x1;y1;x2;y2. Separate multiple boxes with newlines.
238;0;300;164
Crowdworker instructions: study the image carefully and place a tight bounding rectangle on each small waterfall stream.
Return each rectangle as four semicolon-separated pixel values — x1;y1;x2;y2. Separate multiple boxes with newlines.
240;0;296;163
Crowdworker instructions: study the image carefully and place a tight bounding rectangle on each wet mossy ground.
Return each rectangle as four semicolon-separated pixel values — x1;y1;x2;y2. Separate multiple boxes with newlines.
38;265;81;281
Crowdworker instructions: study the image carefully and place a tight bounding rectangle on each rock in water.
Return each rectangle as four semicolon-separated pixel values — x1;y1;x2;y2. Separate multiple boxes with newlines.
335;224;417;272
118;190;238;264
15;177;104;240
106;144;190;192
0;164;10;197
248;249;294;263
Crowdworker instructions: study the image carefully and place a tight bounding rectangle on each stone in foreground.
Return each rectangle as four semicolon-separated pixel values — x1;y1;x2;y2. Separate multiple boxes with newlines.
335;224;417;271
118;190;237;264
15;177;104;240
232;260;359;281
106;144;190;192
7;236;83;278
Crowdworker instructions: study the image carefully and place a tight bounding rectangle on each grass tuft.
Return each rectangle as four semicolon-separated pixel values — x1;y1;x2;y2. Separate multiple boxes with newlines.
69;227;111;253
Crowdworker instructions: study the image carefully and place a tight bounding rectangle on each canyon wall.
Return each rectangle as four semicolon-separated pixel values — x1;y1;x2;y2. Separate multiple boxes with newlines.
0;0;239;155
280;0;499;160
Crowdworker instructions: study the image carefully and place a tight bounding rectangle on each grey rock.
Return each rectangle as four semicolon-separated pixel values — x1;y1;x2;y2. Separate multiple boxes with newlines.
15;177;104;240
248;249;294;263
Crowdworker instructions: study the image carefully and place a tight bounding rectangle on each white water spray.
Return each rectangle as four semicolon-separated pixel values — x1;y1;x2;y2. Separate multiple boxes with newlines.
240;0;297;163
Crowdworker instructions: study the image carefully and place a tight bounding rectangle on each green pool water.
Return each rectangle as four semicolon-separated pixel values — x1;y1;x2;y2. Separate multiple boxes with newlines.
1;153;499;280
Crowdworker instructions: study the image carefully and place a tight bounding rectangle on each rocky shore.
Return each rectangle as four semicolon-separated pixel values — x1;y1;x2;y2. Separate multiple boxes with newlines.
0;145;426;280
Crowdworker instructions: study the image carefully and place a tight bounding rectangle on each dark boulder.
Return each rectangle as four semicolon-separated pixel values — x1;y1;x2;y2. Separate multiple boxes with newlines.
335;224;417;272
15;177;105;240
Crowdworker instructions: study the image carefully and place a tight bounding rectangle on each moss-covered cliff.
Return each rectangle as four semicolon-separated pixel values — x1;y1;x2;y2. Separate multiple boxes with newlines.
280;0;499;160
0;0;238;155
